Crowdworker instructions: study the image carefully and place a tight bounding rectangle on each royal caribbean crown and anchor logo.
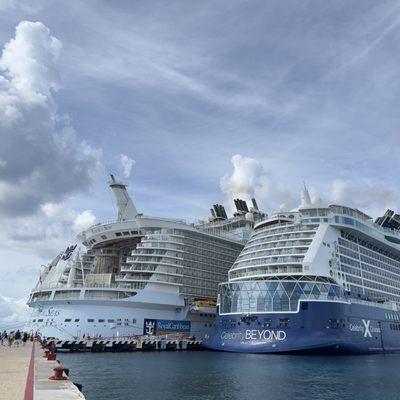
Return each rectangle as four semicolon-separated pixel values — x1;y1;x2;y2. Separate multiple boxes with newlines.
143;319;191;336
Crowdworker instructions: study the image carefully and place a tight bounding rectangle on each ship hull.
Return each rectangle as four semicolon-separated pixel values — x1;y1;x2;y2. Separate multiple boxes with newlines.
205;301;400;354
25;299;216;340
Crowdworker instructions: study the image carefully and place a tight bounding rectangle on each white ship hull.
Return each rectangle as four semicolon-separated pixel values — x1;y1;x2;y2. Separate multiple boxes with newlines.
26;291;216;340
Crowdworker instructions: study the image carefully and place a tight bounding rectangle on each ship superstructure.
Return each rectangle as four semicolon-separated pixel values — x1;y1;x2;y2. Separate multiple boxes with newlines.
206;187;400;354
25;176;264;340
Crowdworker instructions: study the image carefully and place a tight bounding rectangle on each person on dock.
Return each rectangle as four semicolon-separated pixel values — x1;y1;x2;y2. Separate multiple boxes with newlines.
1;330;7;346
14;330;21;347
22;332;28;346
7;331;14;347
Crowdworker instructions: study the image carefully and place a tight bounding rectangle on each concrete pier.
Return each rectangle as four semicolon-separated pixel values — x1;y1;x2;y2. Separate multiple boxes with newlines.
0;341;85;400
0;342;32;400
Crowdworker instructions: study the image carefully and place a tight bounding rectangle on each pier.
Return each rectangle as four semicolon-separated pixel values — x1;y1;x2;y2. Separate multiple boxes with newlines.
0;341;85;400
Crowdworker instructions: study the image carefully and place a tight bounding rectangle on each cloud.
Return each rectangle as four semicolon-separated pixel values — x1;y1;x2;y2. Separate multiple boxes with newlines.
330;179;398;214
40;202;63;217
0;21;102;217
219;155;399;217
120;154;135;178
0;0;16;12
72;209;96;234
0;294;29;330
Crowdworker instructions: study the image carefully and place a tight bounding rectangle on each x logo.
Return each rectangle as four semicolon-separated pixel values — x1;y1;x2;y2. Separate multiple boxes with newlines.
362;319;372;338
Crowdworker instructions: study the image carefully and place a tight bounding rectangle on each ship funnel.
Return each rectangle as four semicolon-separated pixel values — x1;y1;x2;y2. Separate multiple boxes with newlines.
108;174;138;221
251;198;259;211
300;183;312;208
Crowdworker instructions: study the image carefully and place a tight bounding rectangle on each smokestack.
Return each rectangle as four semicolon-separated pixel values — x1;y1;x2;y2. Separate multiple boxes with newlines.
252;198;259;210
213;205;220;218
220;205;228;219
212;204;227;219
240;200;249;212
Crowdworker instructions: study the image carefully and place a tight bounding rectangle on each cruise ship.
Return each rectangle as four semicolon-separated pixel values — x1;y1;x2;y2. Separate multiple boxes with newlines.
25;176;264;340
205;186;400;354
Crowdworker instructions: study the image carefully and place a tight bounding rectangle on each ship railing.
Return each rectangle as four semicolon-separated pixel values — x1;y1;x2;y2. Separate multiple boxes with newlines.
329;209;400;239
31;282;138;292
84;215;187;232
229;267;303;279
197;215;249;228
349;297;398;310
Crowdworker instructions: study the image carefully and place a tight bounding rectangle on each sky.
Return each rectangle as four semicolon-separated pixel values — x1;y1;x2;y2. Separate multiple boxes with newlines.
0;0;400;327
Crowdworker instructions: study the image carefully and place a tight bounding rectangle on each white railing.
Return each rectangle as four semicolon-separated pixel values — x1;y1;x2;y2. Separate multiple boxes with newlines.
32;282;137;292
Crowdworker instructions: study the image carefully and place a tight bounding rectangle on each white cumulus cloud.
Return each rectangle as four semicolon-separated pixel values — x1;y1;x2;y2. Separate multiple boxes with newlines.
120;154;135;178
72;210;96;234
0;294;29;330
40;202;63;218
0;21;103;217
330;179;398;215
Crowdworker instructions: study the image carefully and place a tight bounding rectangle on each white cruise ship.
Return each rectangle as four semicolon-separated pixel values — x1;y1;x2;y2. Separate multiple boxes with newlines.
25;176;264;340
206;187;400;354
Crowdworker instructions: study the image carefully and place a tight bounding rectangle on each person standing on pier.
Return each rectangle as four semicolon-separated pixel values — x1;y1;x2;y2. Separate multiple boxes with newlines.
7;332;14;347
22;332;28;346
1;330;7;346
14;330;21;347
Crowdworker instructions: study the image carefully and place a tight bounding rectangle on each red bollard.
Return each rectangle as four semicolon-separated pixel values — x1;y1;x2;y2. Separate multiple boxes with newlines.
47;351;57;361
49;365;69;380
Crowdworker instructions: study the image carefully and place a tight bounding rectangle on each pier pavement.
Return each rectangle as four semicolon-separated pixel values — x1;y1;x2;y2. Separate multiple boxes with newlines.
0;342;32;400
0;341;84;400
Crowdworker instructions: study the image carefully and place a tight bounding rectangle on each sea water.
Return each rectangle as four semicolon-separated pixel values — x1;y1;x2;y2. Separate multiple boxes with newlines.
58;351;400;400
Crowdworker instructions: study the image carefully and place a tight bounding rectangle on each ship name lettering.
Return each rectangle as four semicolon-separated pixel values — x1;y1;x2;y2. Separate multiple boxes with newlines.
245;329;286;341
221;331;243;340
349;324;363;332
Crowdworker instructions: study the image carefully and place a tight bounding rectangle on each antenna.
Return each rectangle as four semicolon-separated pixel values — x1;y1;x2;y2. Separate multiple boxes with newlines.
300;182;312;208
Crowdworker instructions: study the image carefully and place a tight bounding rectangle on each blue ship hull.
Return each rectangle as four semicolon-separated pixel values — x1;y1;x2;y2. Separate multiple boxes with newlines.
205;301;400;354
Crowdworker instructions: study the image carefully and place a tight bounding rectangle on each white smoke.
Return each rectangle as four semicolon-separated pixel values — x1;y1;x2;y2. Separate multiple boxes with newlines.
220;154;270;201
120;154;135;178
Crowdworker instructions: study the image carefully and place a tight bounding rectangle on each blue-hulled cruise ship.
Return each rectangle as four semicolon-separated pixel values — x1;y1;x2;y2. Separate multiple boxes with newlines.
205;187;400;354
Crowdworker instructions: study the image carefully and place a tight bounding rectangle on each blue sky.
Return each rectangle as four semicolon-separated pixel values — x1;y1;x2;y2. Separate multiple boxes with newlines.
0;0;400;325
